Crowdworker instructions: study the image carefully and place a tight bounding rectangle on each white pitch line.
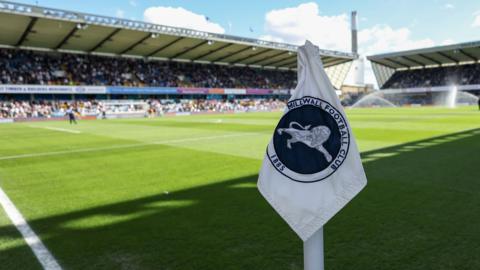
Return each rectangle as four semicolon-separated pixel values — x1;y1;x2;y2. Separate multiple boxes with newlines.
0;186;62;270
152;132;262;145
0;132;266;161
0;143;149;161
29;126;81;134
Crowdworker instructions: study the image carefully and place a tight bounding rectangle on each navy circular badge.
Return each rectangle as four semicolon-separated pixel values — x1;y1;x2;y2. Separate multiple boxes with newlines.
267;96;350;183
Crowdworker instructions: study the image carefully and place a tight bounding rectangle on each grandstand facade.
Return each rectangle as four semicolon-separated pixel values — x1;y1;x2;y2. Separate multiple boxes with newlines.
0;1;359;120
368;41;480;96
0;0;356;99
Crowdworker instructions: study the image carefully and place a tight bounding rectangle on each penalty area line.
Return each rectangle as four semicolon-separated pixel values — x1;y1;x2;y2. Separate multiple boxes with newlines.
0;186;62;270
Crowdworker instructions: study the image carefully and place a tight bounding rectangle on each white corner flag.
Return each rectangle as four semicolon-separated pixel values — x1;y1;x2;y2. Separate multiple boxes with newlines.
257;40;367;244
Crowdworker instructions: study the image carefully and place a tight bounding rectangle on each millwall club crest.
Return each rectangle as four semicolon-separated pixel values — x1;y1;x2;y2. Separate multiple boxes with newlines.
277;122;333;162
267;96;350;183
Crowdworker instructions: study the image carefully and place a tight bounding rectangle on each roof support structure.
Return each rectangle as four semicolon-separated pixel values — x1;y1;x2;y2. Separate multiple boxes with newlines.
89;28;121;52
16;17;37;46
370;60;396;69
437;51;459;63
402;56;425;67
248;51;287;66
418;54;442;65
322;57;339;65
147;37;184;57
259;55;292;66
323;58;349;67
192;43;234;61
280;58;297;68
458;49;478;61
235;49;272;64
120;33;151;55
55;25;78;49
212;46;252;62
371;61;396;88
263;55;296;67
0;3;358;72
170;40;208;59
287;61;299;68
385;59;410;68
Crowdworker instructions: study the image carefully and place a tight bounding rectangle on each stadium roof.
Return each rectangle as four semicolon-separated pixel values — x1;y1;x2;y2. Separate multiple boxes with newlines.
367;41;480;88
0;1;356;71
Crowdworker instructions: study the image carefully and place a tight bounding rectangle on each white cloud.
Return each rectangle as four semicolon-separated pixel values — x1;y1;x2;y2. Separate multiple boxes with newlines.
443;3;455;9
129;0;137;7
472;14;480;27
115;9;125;18
260;2;351;52
358;25;435;55
259;2;434;56
143;6;225;34
440;39;455;45
259;2;437;87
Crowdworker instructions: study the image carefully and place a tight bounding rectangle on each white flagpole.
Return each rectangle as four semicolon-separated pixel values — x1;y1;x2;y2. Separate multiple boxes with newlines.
304;227;324;270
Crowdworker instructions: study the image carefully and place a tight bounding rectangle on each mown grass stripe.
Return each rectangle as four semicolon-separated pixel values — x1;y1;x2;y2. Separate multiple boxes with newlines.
0;132;265;161
0;186;62;270
29;126;81;134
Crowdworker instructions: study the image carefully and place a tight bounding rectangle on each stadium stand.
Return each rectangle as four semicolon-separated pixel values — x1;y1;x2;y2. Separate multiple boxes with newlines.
382;63;480;89
367;41;480;106
0;1;356;120
368;41;480;93
0;48;297;89
0;1;355;84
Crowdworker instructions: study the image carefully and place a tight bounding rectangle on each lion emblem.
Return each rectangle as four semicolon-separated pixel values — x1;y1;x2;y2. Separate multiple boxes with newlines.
277;121;333;162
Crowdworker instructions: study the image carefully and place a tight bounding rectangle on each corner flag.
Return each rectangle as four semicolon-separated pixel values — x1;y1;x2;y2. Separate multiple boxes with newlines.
257;41;367;242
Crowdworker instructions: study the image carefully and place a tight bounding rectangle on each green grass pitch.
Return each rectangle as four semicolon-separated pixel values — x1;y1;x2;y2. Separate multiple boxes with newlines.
0;106;479;270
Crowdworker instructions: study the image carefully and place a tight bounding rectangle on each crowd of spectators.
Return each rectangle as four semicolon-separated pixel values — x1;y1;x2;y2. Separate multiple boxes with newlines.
0;48;296;89
0;99;286;119
382;63;480;89
149;99;285;114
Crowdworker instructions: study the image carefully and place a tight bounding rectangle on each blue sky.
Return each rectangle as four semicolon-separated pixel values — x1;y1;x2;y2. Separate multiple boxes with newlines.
13;0;480;85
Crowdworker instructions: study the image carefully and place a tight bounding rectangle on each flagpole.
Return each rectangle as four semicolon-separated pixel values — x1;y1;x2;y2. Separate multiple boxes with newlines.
304;227;324;270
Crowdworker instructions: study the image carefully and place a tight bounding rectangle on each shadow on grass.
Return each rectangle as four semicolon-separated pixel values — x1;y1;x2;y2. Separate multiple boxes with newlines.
1;128;480;270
